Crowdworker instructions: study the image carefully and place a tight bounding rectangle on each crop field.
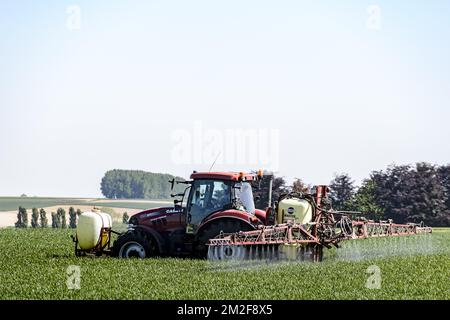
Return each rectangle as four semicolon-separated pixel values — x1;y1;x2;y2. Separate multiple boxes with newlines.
0;197;170;212
84;201;171;210
0;228;449;300
0;197;87;212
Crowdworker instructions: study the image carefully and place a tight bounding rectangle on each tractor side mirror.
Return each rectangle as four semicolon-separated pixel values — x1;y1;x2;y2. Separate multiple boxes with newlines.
169;178;175;190
171;193;184;198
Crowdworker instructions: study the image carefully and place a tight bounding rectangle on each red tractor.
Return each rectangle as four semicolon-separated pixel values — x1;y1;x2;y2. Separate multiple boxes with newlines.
111;171;267;258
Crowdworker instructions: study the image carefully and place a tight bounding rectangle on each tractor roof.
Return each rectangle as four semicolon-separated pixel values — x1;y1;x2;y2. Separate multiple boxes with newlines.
190;172;259;182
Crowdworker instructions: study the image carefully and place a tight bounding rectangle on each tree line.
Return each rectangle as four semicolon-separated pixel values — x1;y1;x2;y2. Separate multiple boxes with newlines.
258;162;450;227
15;207;82;229
100;169;186;199
330;163;450;227
99;164;450;226
15;207;131;228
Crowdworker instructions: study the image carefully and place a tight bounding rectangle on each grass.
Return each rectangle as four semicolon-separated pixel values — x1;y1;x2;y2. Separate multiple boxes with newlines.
0;228;449;300
0;197;171;212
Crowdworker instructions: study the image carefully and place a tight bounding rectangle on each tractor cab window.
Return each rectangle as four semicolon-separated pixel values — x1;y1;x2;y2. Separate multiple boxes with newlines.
187;180;232;233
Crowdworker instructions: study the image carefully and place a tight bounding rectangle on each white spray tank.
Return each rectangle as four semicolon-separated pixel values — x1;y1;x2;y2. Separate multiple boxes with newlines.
76;209;112;250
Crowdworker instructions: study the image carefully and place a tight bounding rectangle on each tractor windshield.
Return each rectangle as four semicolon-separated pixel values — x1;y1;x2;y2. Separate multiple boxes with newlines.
234;182;256;214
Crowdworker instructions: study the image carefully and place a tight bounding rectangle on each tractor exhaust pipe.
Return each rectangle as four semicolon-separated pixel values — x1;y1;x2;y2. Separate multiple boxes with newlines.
267;174;273;208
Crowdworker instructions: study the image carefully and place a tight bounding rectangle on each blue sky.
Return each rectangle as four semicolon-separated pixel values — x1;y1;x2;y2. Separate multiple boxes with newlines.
1;1;450;197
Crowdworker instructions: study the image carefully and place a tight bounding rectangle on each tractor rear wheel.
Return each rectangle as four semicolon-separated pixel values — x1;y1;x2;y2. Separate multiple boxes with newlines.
111;231;155;258
196;219;254;258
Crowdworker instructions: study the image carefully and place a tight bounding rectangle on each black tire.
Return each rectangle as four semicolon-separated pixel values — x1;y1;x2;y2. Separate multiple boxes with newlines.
196;219;254;257
111;230;156;258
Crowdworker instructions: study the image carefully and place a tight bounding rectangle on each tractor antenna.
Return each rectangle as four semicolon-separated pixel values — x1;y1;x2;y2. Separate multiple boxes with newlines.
209;152;221;172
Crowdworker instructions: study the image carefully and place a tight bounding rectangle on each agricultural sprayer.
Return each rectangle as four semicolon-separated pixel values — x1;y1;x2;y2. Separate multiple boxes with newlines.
72;171;432;261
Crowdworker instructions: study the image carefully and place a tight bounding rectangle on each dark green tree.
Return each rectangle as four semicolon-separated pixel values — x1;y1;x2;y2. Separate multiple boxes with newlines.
437;164;450;226
253;174;287;209
351;179;383;219
51;212;57;228
76;208;82;217
122;212;129;224
15;206;28;228
368;163;448;226
69;207;77;228
406;163;446;225
22;207;28;227
31;208;39;228
291;178;310;193
100;169;185;199
57;208;66;228
54;211;62;228
14;207;23;228
329;173;355;211
39;208;48;228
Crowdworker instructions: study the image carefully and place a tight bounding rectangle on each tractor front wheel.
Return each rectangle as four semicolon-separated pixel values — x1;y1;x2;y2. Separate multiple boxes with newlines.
111;231;155;258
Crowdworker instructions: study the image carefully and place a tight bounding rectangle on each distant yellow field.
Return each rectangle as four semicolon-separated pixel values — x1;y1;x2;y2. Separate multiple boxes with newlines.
0;197;173;228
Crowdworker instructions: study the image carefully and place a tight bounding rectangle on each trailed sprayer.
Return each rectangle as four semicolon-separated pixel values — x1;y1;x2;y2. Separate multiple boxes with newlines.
207;185;432;261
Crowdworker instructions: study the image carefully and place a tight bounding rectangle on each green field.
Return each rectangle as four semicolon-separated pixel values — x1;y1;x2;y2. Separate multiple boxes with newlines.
0;197;87;211
0;197;171;211
0;228;448;299
84;201;171;210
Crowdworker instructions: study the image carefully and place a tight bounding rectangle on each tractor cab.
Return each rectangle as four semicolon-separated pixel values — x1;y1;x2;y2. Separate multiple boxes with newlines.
182;173;258;234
